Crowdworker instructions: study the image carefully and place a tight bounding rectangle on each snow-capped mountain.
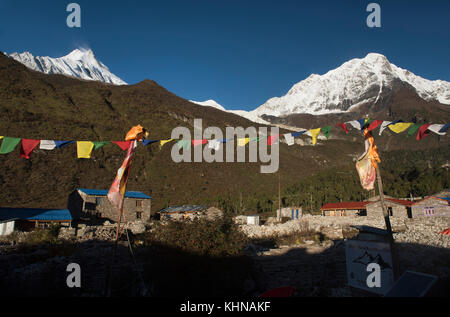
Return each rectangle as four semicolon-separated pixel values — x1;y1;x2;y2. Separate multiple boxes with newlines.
254;53;450;117
8;49;127;85
190;99;270;124
189;99;226;111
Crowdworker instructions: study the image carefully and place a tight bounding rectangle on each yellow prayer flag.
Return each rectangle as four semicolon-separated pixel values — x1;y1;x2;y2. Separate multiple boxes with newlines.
388;122;413;133
0;136;3;140
77;141;94;159
237;138;250;147
309;128;321;145
160;139;174;148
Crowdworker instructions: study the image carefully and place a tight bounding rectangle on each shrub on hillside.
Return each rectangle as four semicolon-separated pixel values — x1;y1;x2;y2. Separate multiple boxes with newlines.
144;216;248;257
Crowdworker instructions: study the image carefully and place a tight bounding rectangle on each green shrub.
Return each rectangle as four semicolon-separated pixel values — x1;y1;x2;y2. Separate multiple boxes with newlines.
144;216;248;257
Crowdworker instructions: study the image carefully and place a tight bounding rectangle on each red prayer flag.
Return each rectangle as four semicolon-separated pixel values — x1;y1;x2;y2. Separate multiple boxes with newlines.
367;120;383;132
268;135;280;146
336;123;349;134
192;139;207;147
112;141;132;151
20;139;40;159
416;124;431;141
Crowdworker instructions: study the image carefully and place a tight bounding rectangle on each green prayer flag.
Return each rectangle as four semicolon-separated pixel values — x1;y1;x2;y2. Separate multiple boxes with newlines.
407;123;422;137
0;137;21;154
93;141;111;150
250;137;262;142
321;126;332;139
177;140;191;150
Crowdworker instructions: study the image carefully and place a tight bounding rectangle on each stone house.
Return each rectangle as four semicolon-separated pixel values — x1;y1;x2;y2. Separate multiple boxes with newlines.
411;196;450;217
320;202;370;216
68;188;151;224
0;208;72;233
365;196;413;219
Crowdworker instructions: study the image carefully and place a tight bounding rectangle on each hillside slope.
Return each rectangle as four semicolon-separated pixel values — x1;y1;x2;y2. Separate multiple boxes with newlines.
0;53;448;213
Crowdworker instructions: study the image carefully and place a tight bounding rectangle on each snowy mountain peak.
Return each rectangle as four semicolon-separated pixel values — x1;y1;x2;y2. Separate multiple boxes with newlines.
190;99;226;111
255;53;450;117
8;49;127;85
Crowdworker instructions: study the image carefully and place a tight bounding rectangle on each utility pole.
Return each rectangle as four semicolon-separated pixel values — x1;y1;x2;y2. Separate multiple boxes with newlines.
277;172;281;221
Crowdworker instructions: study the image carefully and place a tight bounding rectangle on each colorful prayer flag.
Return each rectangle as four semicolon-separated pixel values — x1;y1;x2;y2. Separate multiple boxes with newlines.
20;139;40;159
55;141;75;149
160;139;174;148
388;122;413;133
268;135;279;146
309;128;321;145
113;141;132;151
406;123;422;137
367;120;383;132
0;137;21;154
291;130;307;137
321;126;332;139
107;140;137;212
438;123;449;133
237;138;250;146
208;139;221;151
77;141;95;159
40;140;57;150
283;133;295;146
192;139;207;147
336;123;349;134
427;124;446;136
142;140;158;146
93;141;110;150
416;124;431;141
177;140;191;150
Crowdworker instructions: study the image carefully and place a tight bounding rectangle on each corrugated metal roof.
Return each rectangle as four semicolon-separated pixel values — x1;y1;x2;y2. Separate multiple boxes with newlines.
321;201;370;210
0;208;72;221
159;205;207;213
78;188;151;199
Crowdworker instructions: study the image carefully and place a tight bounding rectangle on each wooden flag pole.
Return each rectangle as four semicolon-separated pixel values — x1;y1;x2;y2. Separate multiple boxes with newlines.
375;164;399;280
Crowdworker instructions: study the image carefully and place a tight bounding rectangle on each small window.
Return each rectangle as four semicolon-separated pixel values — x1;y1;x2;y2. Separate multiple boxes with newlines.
136;212;142;219
85;202;96;211
136;200;143;207
423;207;435;216
96;197;103;206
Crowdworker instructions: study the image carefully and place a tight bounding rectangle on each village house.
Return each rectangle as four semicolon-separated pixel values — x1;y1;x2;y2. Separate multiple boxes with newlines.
0;208;72;235
68;188;151;224
277;206;303;220
320;202;370;217
411;196;450;217
365;196;413;219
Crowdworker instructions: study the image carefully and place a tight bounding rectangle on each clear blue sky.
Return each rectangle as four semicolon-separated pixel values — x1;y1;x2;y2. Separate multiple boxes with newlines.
1;0;449;110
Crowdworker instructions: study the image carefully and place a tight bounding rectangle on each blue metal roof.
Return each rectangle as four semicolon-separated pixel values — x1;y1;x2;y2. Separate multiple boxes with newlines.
78;188;151;199
0;208;72;221
159;205;207;213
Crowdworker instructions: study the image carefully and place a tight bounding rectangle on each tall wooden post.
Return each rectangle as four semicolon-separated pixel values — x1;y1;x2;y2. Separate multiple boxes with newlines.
376;165;399;280
277;172;281;221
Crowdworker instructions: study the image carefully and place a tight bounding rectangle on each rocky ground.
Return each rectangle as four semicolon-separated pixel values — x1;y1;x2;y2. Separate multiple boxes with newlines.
0;216;448;296
240;215;450;296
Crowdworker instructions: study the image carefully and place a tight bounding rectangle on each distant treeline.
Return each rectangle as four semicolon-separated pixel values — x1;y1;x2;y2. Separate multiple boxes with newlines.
212;147;449;216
